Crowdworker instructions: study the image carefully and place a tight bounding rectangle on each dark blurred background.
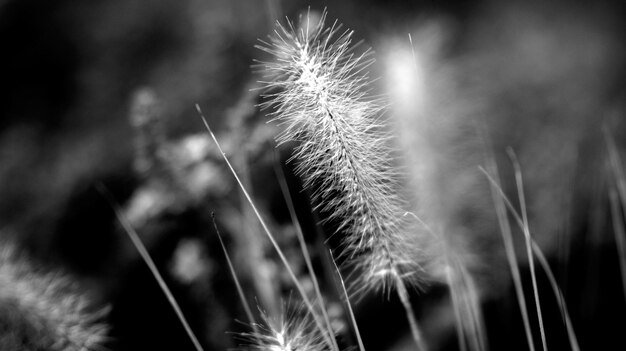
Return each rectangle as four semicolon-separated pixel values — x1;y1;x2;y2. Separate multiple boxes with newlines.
1;0;625;350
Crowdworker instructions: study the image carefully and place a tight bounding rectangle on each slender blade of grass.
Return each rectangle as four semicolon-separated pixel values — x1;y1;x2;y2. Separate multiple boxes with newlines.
210;213;258;334
481;161;536;351
480;167;581;351
445;260;469;351
329;249;366;351
393;262;428;351
507;149;547;351
405;211;486;351
458;262;489;351
531;241;580;351
96;184;204;351
196;105;337;351
273;152;340;351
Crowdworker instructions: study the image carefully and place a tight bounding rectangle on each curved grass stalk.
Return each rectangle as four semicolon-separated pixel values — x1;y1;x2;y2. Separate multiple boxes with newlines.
481;161;536;351
507;149;547;351
480;167;581;351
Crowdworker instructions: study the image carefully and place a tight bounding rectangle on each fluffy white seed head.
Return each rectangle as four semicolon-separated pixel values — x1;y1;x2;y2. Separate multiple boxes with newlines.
0;242;109;351
256;10;425;293
238;305;329;351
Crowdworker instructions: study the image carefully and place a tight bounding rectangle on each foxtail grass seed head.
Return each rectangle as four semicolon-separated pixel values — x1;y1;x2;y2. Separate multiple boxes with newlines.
0;242;109;351
238;304;330;351
256;9;425;293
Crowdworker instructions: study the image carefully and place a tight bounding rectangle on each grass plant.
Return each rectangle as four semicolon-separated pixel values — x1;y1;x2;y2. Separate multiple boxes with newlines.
101;7;621;351
4;3;626;351
255;9;428;350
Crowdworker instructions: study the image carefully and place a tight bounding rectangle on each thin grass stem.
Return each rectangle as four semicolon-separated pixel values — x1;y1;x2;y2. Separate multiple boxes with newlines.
210;213;259;334
445;260;469;351
97;184;204;351
196;105;337;351
273;152;340;351
404;211;485;351
480;167;581;351
507;149;547;351
329;249;366;351
394;270;428;351
481;160;536;351
531;242;580;351
458;262;489;351
604;128;626;302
